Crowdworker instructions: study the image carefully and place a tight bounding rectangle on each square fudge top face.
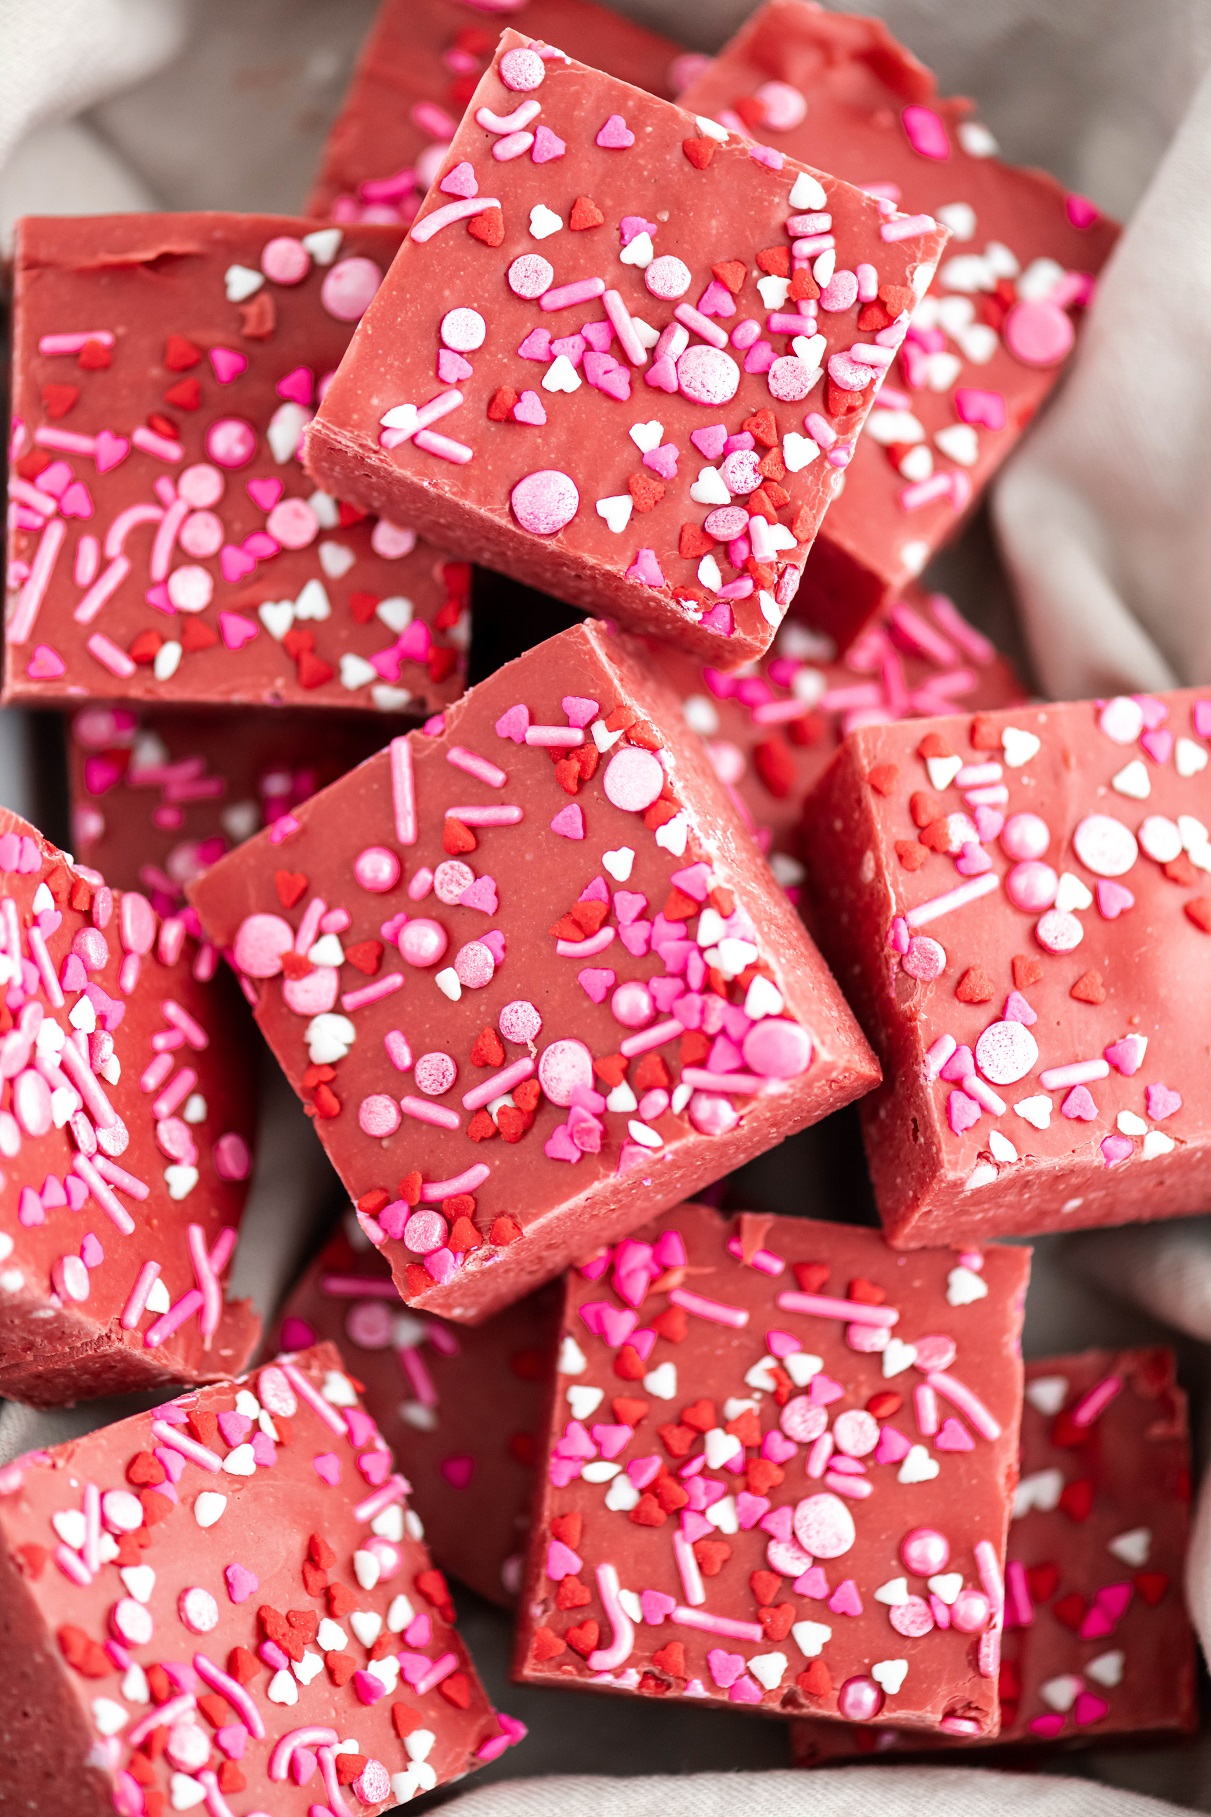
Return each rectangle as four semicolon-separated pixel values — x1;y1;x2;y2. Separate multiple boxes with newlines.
793;1346;1197;1762
0;1342;515;1817
651;586;1022;899
274;1221;558;1606
679;0;1119;640
309;0;686;223
0;809;258;1407
68;706;405;913
189;621;879;1324
803;690;1211;1246
516;1201;1028;1733
305;30;948;669
5;214;469;714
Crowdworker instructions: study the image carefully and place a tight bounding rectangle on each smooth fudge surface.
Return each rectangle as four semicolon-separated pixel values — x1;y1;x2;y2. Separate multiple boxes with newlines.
6;214;467;712
0;1341;517;1817
305;30;947;668
68;705;407;911
793;1346;1197;1760
653;586;1021;899
189;620;879;1323
309;0;686;223
274;1220;558;1606
516;1202;1028;1730
680;0;1119;649
803;690;1211;1246
0;809;257;1407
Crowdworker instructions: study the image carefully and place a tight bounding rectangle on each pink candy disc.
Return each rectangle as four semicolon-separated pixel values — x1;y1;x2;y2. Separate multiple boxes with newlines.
645;256;692;300
260;236;310;284
721;450;762;495
346;1300;393;1348
403;1209;447;1255
1005;860;1058;913
831;1409;879;1457
901;1526;950;1576
320;256;383;322
604;745;664;813
538;1038;594;1106
741;1018;812;1079
441;307;487;352
911;1334;956;1374
704;506;748;540
1000;812;1050;861
282;967;339;1016
677;344;740;406
793;1491;856;1558
414;1051;457;1096
511;469;579;535
398;918;448;967
233;912;293;978
178;463;224;508
499;999;542;1044
111;1598;153;1646
167;565;213;613
354;846;401;893
837;1676;884;1722
205;417;257;469
177;1587;219;1634
975;1019;1039;1085
358;1094;401;1137
756;79;807;129
779;1396;827;1443
1004;298;1074;368
767;355;816;402
1035;908;1084;954
901;935;945;982
819;269;859;313
890;1595;935;1639
213;1132;252;1181
508;255;554;299
1072;813;1139;877
454;940;495;988
434;859;475;904
266;497;318;550
500;45;545;90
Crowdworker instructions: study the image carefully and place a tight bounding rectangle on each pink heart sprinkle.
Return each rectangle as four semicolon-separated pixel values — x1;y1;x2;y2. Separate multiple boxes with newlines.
598;1304;638;1348
736;1492;770;1529
1096;879;1134;919
760;1504;793;1542
828;1577;863;1616
404;1613;431;1647
641;1589;675;1624
512;388;547;426
690;424;728;460
218;1411;251;1447
220;544;257;583
1104;1034;1147;1076
544;1123;583;1164
40;1175;67;1209
548;1456;581;1488
1030;1713;1067;1739
578;967;614;1003
873;1424;912;1465
1146;1082;1182;1120
948;1089;982;1135
531;124;566;162
955;841;992;876
973;805;1005;842
312;1451;341;1486
627;1455;661;1490
546;1539;583;1580
218;611;258;651
642;443;679;480
59;481;93;520
596;364;632;403
793;1565;831;1599
216;1725;247;1761
762;1430;797;1464
729;1675;762;1704
65;1175;89;1211
224;1562;259;1604
1062;1085;1098;1121
1101;1133;1134;1167
27;645;66;680
935;1416;975;1452
517;328;552;363
562;694;599;728
397;620;431;662
274;367;314;406
1073;1692;1110;1727
1003;989;1037;1025
707;1648;745;1689
440;161;478;197
60;953;87;993
437;1454;474;1490
596;113;635;149
459;876;498;914
438;348;474;384
1140;727;1173;764
495;703;530;743
209;347;249;384
358;1447;391;1485
681;1509;713;1543
145;583;172;613
766;1329;800;1359
246;476;283;510
93;431;130;473
549;803;584;839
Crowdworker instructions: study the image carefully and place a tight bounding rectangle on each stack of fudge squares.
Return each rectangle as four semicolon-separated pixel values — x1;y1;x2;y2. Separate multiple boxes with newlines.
0;0;1202;1803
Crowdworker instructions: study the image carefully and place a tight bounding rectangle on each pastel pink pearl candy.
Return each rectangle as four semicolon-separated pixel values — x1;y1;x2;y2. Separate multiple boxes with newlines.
399;919;447;966
500;45;545;90
779;1396;826;1443
1072;813;1138;877
511;469;579;535
500;999;542;1044
233;912;293;977
1035;908;1084;954
890;1595;935;1639
167;565;213;613
454;940;495;988
177;462;224;508
604;745;664;812
538;1038;594;1106
403;1209;447;1255
321;256;383;321
611;980;654;1028
414;1052;457;1096
819;269;859;312
178;1587;219;1634
359;1094;401;1137
902;935;945;981
741;1017;812;1079
261;236;310;284
346;1300;393;1348
951;1587;992;1632
266;497;318;550
756;78;807;129
441;307;486;352
1004;298;1074;368
721;449;761;495
508;254;554;299
110;1597;153;1645
677;344;740;405
645;256;692;300
283;967;339;1016
912;1334;956;1373
793;1491;856;1558
354;846;400;893
180;510;223;557
767;355;816;401
837;1676;884;1722
688;1091;739;1135
975;1018;1039;1085
901;1526;950;1576
1005;860;1057;912
832;1409;879;1457
1000;812;1050;861
205;417;257;469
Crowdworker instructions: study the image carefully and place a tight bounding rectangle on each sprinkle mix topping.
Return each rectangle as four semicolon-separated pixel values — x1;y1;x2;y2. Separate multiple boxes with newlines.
0;809;256;1401
189;622;874;1319
5;216;466;710
307;31;947;665
519;1203;1027;1732
0;1341;521;1813
276;1217;556;1607
794;1346;1196;1760
805;689;1211;1241
677;0;1118;629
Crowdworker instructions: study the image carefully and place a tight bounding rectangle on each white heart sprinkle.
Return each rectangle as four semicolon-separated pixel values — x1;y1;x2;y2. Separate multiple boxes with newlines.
792;1619;831;1657
258;600;294;640
171;1772;209;1809
308;934;345;968
926;755;962;791
689;466;731;507
1112;758;1150;800
871;1658;908;1695
1040;1673;1083;1713
1025;1375;1069;1416
154;640;182;681
222;1443;256;1477
165;1164;199;1201
790;332;825;371
619;232;654;269
936;201;977;240
706;1494;738;1534
339;653;377;691
374;1507;405;1543
1108;1527;1151;1568
703;1428;742;1469
1086;1649;1125;1689
146;1278;171;1314
744;974;784;1020
698;554;722;592
602;846;634;882
606;1081;638;1113
318;1619;348;1650
756;273;791;310
695;114;729;143
435;967;462;1001
373;684;414;714
946;1265;988;1307
927;1572;963;1604
988;1130;1018;1163
385;1591;413;1630
745;1357;779;1393
1117;1111;1148;1137
643;1361;677;1400
654;813;689;857
628;420;664;453
935;423;979;466
377;594;413;633
581;1461;620;1483
265;1671;298;1708
605;1474;640;1512
306;1011;355;1065
785;1351;823;1387
1015;1094;1053;1131
596;495;633;534
92;1696;130;1736
881;1338;918;1378
558;1335;587;1374
748;1651;787;1690
53;1510;86;1549
620;1589;643;1623
224;264;264;302
782;432;820;472
789;171;827;211
294;576;332;621
302;227;342;264
318;542;355;581
122;1664;150;1705
294;1649;325;1685
1002;727;1041;768
1176;737;1208;778
567;1385;604;1419
529;204;563;239
898;1445;939;1484
1013;1467;1065;1517
353;1548;381;1590
120;1565;156;1603
1143;1130;1175;1158
874;1577;910;1606
267;400;310;462
1055;871;1093;912
350;1609;383;1646
542;354;581;394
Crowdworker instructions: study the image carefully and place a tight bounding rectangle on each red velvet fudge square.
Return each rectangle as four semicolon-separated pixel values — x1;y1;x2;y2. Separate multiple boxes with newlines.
515;1201;1028;1733
0;1341;519;1817
309;0;688;224
793;1345;1197;1760
67;705;409;912
188;620;879;1323
5;214;467;712
804;689;1211;1245
305;30;947;669
651;585;1022;901
679;0;1119;650
0;809;258;1407
274;1218;557;1606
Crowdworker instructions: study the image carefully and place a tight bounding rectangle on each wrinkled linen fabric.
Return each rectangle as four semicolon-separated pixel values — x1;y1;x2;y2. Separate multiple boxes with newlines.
2;2;1211;1813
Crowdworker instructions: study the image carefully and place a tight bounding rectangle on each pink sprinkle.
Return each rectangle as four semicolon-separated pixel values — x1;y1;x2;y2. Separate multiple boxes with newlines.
596;114;634;148
776;1291;898;1328
901;105;950;159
